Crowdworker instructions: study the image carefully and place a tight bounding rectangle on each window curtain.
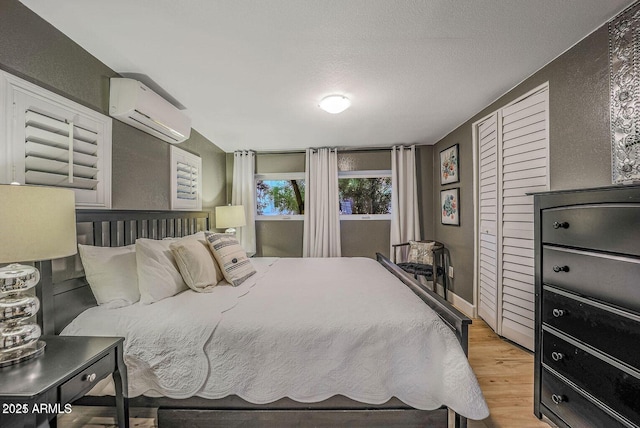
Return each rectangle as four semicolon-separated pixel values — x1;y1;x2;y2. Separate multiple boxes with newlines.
390;145;421;258
231;150;256;255
303;148;341;257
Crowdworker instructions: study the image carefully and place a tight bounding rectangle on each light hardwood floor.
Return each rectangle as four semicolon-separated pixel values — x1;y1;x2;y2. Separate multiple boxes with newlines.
58;318;551;428
466;319;550;428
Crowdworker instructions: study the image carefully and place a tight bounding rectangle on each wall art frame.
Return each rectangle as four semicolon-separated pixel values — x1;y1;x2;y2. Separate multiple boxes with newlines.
439;144;459;185
609;2;640;184
440;187;460;226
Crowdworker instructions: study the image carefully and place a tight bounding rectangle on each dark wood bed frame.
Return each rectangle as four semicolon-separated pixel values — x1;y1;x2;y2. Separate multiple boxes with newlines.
36;209;473;428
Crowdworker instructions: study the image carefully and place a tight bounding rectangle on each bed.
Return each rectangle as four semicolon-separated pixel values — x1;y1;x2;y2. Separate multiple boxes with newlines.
36;210;488;428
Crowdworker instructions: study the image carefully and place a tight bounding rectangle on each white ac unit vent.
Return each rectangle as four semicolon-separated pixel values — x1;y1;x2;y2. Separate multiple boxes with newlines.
109;78;191;144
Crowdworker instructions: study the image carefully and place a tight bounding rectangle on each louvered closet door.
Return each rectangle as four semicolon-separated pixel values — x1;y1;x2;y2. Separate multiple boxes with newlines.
477;114;499;332
499;87;549;350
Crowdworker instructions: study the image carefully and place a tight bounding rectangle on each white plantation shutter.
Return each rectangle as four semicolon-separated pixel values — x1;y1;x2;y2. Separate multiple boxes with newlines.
170;145;202;210
474;83;548;351
24;110;99;189
499;86;548;350
477;113;499;332
176;161;198;201
1;70;112;208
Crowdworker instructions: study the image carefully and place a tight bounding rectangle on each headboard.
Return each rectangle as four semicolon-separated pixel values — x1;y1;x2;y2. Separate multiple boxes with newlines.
36;210;211;335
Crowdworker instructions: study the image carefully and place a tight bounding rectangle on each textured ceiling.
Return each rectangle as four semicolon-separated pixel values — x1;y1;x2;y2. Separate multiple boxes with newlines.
19;0;635;152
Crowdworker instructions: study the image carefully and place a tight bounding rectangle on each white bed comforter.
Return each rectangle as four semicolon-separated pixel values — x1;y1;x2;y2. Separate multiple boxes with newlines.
62;257;489;420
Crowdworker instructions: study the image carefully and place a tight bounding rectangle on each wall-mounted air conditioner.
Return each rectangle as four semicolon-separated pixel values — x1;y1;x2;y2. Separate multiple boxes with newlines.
109;78;191;144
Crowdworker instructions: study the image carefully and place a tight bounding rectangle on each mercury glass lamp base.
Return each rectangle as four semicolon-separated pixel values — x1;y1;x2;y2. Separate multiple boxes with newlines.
225;228;237;235
0;340;46;368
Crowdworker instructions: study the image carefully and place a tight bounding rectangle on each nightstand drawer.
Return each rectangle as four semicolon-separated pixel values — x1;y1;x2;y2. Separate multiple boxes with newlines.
541;369;626;428
542;205;640;256
543;330;640;424
543;288;640;370
60;351;114;404
542;246;640;314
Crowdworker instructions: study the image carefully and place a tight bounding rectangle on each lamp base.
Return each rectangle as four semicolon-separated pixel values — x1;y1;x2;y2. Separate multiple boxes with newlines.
0;340;45;368
224;227;237;235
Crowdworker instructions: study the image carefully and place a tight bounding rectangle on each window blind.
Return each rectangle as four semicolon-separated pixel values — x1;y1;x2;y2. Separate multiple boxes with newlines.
1;70;112;208
176;161;198;201
24;110;99;190
170;145;202;210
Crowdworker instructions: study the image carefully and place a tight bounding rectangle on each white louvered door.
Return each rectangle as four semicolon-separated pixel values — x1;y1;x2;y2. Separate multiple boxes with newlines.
475;84;548;351
477;113;499;332
499;86;548;350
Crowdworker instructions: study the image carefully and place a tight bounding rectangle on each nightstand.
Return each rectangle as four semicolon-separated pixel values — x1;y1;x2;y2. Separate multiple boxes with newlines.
0;336;128;428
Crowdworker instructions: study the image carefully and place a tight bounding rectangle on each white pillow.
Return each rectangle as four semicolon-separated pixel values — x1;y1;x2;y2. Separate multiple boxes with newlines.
170;238;224;292
78;244;139;308
205;232;256;286
136;238;188;304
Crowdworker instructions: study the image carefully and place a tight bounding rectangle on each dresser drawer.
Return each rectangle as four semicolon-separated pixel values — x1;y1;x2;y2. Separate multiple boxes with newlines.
543;246;640;314
542;205;640;256
59;351;114;404
541;369;627;428
543;330;640;424
543;288;640;370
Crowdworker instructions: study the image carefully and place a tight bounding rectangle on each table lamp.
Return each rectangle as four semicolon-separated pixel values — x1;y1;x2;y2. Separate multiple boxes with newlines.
0;184;77;367
215;205;246;235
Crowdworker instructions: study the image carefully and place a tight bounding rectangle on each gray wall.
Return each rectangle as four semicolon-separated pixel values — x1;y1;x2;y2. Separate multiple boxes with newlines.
252;150;395;258
431;24;613;303
0;0;227;213
416;146;435;240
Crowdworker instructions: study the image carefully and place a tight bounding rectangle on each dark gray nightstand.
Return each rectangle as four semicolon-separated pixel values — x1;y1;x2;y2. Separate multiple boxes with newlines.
0;336;128;428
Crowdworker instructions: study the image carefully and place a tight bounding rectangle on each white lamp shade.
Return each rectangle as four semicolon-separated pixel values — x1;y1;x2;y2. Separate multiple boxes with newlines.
0;185;77;263
215;205;246;229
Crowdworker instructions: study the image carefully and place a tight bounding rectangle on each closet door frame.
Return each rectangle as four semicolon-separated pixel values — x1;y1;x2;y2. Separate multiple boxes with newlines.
472;82;550;343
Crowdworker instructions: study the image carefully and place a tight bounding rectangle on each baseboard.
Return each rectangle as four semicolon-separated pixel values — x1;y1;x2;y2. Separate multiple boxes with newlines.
446;290;476;319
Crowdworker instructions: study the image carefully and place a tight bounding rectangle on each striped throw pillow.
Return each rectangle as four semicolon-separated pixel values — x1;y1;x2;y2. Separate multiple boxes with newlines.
204;232;256;286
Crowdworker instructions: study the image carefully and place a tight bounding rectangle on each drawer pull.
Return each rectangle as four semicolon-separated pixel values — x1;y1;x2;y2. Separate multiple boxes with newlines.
552;308;565;318
552;265;570;273
552;221;570;229
551;394;565;405
551;351;564;361
83;373;97;383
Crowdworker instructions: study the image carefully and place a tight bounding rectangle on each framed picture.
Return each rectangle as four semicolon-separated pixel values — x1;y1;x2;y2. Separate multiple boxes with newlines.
441;188;460;226
439;144;459;185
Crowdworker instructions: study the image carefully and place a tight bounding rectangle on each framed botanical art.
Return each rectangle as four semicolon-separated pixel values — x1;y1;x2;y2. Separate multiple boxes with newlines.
441;188;460;226
439;144;459;185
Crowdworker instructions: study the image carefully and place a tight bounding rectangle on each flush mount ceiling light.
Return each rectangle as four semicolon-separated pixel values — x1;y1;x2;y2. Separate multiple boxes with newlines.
319;95;351;114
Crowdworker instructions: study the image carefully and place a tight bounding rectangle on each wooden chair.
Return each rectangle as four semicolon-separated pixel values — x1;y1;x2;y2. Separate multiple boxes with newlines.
392;240;449;300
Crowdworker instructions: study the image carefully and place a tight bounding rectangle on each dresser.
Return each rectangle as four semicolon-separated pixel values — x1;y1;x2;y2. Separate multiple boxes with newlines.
533;185;640;428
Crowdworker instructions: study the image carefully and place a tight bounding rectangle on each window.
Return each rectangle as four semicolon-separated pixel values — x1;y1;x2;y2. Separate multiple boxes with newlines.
1;70;113;208
339;170;391;220
255;173;305;220
170;146;202;211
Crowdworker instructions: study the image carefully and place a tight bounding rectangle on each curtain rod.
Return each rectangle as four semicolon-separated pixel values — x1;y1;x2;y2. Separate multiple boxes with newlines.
253;145;427;155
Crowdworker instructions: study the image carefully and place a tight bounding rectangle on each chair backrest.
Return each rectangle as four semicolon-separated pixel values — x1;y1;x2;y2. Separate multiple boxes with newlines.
392;240;444;264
